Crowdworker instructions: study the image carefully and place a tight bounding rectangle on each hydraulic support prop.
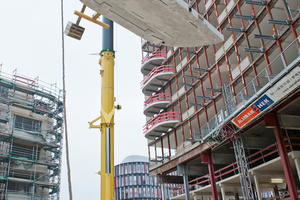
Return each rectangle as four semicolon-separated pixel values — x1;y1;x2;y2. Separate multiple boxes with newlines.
88;17;121;200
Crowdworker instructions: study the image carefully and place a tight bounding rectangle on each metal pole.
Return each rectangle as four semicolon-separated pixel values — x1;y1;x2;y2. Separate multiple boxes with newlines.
102;17;113;50
100;16;115;200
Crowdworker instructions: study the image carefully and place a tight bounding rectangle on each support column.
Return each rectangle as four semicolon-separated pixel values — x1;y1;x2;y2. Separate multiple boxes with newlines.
161;183;167;200
192;193;198;200
178;165;190;200
201;151;218;200
274;185;279;200
264;114;299;200
292;151;300;181
234;193;239;200
253;175;262;200
220;184;226;200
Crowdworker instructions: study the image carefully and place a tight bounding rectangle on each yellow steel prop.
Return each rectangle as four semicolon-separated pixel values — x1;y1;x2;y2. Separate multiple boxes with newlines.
89;49;120;200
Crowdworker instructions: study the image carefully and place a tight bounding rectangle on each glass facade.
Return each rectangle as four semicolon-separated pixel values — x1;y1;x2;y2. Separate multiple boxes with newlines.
114;157;163;200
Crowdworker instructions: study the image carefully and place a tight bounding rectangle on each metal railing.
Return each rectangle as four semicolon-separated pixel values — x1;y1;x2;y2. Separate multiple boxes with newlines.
144;93;170;108
141;51;166;64
200;36;300;141
169;137;299;197
143;112;179;134
140;65;173;88
1;70;62;99
292;8;300;20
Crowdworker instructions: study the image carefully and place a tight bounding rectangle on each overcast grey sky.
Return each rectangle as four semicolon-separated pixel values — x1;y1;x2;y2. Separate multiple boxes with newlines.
0;0;148;199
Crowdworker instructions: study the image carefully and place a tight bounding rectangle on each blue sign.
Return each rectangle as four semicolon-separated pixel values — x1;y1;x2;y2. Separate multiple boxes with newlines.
250;94;274;114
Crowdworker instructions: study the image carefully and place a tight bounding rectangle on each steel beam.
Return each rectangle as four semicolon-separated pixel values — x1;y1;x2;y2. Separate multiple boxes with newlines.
263;113;299;200
201;151;218;200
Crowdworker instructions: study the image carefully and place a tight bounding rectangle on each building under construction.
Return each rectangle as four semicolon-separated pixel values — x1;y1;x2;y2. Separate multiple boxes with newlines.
0;69;63;199
139;0;300;200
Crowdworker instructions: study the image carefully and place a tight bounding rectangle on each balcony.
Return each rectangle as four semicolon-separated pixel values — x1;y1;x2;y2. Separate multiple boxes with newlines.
143;112;179;139
141;51;166;75
81;0;224;47
141;65;174;96
143;93;170;117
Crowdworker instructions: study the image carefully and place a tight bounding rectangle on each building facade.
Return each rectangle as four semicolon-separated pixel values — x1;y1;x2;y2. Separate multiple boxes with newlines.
0;70;63;199
114;155;171;200
139;0;300;200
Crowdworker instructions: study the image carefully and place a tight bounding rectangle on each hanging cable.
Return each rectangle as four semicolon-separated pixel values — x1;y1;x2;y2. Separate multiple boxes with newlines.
115;23;120;105
60;0;73;199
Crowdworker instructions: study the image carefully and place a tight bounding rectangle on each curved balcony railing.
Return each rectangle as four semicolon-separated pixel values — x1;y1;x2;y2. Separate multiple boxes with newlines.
143;93;170;116
143;112;179;139
140;65;174;95
141;51;166;64
141;51;166;75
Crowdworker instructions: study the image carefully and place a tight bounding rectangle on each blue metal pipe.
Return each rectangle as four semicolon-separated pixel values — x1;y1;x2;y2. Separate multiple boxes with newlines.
102;16;114;51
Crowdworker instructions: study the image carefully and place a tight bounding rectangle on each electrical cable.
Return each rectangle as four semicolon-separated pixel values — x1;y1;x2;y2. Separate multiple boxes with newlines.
60;0;73;199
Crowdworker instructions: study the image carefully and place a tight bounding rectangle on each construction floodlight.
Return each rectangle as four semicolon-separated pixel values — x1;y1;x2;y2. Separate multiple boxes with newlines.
80;0;224;47
65;21;85;40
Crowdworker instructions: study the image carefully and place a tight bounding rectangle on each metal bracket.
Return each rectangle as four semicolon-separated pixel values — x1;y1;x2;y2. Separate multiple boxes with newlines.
74;5;109;29
88;116;101;129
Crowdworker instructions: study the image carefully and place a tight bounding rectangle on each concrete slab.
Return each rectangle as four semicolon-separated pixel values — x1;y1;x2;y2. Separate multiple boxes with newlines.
80;0;224;47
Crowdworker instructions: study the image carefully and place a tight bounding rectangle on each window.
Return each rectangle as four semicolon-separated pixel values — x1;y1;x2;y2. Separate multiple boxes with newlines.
133;163;136;173
143;186;146;197
129;175;132;186
128;163;132;174
137;163;140;173
121;187;124;199
15;115;41;132
130;187;133;198
138;174;141;185
11;145;39;161
142;163;145;173
134;175;137;185
125;175;128;186
124;164;127;174
125;188;128;199
134;187;137;197
8;182;32;193
147;187;150;197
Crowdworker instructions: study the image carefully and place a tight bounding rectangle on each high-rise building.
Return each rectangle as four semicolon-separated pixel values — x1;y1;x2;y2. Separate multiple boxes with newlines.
72;0;300;199
114;155;173;200
0;70;63;199
139;1;300;200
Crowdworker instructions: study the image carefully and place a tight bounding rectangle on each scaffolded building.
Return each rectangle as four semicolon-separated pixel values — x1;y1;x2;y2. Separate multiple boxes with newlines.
0;70;63;199
139;0;300;200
